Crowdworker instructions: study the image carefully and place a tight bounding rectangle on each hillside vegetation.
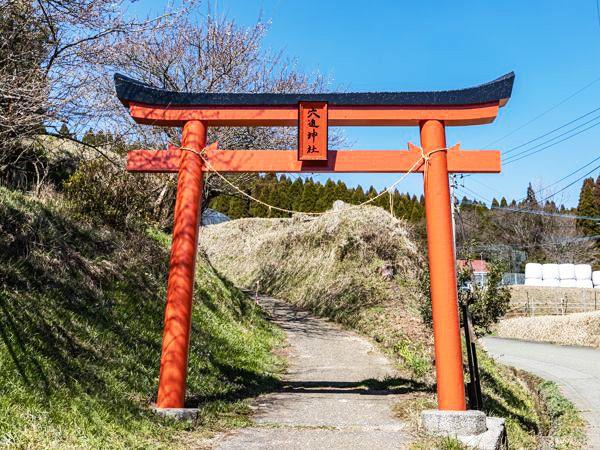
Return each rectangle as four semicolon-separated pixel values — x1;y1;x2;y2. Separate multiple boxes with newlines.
0;187;283;448
200;206;433;379
200;206;585;449
496;312;600;347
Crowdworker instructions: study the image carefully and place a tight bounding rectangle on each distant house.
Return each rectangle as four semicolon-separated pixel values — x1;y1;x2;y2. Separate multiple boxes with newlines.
202;208;230;226
457;259;489;286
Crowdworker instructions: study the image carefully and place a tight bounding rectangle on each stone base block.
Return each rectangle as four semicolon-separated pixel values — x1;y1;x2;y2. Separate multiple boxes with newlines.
458;417;507;450
421;410;507;450
151;406;198;421
421;409;487;435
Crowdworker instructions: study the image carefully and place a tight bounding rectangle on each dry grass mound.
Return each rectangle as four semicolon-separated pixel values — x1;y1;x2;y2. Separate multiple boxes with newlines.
496;311;600;347
200;205;434;379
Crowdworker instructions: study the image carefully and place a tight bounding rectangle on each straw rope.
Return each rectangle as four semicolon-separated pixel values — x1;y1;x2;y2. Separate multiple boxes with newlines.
178;145;448;218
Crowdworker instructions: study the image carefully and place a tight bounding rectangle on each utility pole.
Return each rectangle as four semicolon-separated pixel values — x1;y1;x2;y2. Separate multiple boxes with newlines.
450;174;458;259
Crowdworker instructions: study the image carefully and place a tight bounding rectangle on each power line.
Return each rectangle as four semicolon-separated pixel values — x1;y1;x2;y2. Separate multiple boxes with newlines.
462;161;600;214
540;153;600;190
461;152;600;202
536;162;600;203
457;184;491;203
490;206;600;222
459;197;600;228
503;106;600;156
504;116;600;165
484;75;600;147
462;109;600;180
502;153;600;207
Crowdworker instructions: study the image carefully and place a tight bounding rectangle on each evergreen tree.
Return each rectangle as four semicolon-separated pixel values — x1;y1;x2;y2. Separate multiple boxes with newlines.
500;197;508;207
250;183;269;217
289;177;304;211
267;184;286;217
58;123;71;138
491;198;499;208
227;197;250;219
82;129;96;145
576;177;599;236
351;185;366;205
334;180;351;203
366;186;377;200
277;175;292;212
208;195;231;216
299;178;318;212
523;182;538;207
316;179;337;211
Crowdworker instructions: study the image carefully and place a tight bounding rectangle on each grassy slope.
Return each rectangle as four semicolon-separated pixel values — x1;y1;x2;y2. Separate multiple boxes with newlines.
200;208;585;449
0;187;283;448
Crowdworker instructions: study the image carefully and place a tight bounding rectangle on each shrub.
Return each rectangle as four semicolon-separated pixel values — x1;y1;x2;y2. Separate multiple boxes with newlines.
417;261;510;335
459;260;511;335
63;158;175;229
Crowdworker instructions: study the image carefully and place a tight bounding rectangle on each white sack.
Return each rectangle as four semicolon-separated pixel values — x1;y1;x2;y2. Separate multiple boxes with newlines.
575;264;592;281
542;278;560;287
558;264;576;280
592;271;600;285
576;279;594;289
525;263;543;279
524;278;544;287
559;279;578;288
542;264;560;280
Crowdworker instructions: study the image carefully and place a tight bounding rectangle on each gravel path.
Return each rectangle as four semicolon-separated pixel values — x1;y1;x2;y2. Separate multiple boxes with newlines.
212;297;411;450
481;337;600;449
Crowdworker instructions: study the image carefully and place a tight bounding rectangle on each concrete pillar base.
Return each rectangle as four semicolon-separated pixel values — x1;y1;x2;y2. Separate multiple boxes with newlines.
151;406;198;421
421;410;507;450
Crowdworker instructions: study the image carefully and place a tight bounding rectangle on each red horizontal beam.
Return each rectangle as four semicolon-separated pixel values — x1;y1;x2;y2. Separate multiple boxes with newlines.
127;147;500;174
127;101;501;127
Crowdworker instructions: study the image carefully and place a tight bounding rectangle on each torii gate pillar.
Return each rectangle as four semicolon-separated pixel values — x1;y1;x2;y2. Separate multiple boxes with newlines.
420;119;465;410
157;120;206;408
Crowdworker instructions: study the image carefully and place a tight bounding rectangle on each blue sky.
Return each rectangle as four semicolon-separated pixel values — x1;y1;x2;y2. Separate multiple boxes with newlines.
130;0;600;207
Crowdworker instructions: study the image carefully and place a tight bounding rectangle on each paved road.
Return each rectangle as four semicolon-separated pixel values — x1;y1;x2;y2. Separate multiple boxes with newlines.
481;337;600;449
212;297;411;450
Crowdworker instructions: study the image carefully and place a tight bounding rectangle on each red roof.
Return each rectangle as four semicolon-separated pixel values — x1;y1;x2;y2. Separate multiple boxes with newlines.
457;259;488;273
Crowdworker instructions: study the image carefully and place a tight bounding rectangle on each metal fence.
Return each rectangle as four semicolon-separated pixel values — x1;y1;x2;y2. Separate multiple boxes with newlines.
502;272;525;285
506;287;600;317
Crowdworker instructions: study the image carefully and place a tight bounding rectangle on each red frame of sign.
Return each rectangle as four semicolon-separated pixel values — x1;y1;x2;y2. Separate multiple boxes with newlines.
298;101;328;161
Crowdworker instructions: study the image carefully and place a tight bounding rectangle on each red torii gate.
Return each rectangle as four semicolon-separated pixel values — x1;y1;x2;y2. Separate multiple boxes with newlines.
115;72;514;413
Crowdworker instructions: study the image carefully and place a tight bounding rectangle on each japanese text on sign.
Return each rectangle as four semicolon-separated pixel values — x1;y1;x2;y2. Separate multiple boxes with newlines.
298;101;328;161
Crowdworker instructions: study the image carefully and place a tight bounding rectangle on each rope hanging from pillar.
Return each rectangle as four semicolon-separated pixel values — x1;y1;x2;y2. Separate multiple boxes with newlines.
177;144;448;219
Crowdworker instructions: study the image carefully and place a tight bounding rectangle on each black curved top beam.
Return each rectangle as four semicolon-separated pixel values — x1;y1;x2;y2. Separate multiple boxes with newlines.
114;72;514;107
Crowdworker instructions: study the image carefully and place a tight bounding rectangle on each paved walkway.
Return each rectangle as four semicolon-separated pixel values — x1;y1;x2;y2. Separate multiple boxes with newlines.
212;297;411;450
481;337;600;449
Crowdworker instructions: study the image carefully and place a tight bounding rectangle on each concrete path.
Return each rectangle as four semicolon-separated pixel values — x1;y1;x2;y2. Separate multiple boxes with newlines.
481;337;600;449
213;297;411;450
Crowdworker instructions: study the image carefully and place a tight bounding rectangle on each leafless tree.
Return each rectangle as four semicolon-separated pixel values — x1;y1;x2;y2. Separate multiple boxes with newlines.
95;13;344;209
0;0;184;188
2;0;343;225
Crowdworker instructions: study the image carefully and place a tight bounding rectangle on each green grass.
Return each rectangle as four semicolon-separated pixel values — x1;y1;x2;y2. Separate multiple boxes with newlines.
477;349;540;449
0;187;284;448
477;348;586;449
531;377;586;449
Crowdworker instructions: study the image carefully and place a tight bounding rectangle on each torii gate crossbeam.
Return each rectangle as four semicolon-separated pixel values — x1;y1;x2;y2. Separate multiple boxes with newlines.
114;72;515;413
